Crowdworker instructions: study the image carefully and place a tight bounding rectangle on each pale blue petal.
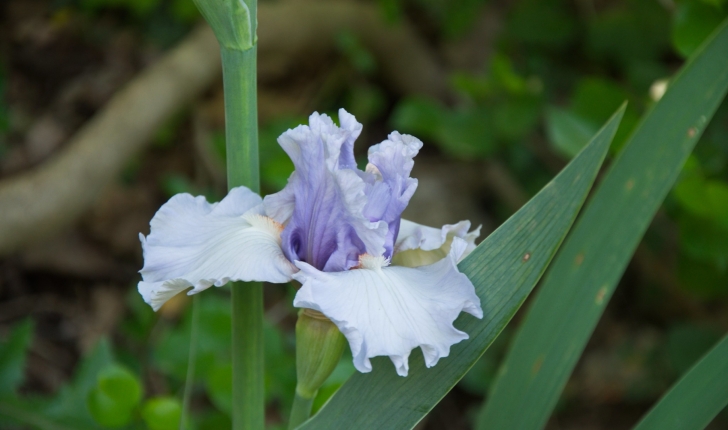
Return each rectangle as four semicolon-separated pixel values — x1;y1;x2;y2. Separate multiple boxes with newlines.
138;187;296;311
293;238;482;376
365;132;422;257
265;110;386;271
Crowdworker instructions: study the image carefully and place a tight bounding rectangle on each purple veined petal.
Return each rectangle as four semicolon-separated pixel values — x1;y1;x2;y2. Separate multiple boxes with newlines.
292;237;482;376
264;109;387;272
337;109;363;169
364;132;423;258
138;187;297;311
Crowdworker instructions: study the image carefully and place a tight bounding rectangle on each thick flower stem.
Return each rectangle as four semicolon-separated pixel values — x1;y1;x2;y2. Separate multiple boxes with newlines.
231;281;263;430
288;393;315;429
193;0;262;426
222;46;264;430
222;46;259;191
195;0;263;427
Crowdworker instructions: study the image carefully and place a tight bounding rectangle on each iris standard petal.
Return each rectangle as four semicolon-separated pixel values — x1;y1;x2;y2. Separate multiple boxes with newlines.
363;132;422;258
392;219;481;267
292;238;482;377
138;187;297;311
266;109;386;271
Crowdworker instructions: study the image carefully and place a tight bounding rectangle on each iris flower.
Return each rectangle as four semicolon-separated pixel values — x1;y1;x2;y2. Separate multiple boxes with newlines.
138;109;482;376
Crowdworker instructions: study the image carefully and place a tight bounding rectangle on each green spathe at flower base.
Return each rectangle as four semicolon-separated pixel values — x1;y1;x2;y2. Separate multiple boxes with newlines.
294;310;346;399
289;309;346;428
192;0;255;51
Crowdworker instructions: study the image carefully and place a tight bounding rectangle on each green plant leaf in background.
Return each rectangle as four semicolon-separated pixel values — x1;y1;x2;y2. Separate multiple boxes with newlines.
296;105;626;429
634;334;728;430
0;319;33;396
0;339;114;429
545;107;596;158
672;0;728;58
477;18;728;430
546;77;642;158
392;98;496;159
142;396;183;430
87;364;143;427
666;323;724;375
508;0;577;50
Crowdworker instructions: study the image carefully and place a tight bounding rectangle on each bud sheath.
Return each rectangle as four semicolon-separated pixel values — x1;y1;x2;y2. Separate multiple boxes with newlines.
288;309;346;428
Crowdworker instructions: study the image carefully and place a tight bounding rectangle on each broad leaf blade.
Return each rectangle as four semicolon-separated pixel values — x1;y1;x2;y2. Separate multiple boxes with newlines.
634;334;728;430
297;106;625;430
477;18;728;430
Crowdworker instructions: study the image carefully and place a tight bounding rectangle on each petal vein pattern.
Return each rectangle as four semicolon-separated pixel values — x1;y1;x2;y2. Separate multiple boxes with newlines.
266;110;382;271
293;238;482;376
363;132;422;258
138;187;296;311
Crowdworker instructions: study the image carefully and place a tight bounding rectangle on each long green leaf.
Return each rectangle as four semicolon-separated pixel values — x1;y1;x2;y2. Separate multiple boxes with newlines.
297;106;626;429
477;18;728;430
634;334;728;430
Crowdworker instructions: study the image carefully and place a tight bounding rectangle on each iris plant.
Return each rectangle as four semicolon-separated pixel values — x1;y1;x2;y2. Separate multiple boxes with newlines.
138;109;482;376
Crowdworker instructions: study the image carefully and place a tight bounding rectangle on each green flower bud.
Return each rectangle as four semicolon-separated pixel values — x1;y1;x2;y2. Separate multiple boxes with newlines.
193;0;256;51
295;308;346;399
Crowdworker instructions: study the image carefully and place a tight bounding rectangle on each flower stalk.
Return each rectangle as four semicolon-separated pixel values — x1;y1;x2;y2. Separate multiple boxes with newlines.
192;0;262;429
222;39;263;430
289;309;346;429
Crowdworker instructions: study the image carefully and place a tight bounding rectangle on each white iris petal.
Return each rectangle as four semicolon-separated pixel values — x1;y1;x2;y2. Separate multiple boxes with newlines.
392;219;481;267
292;237;482;376
138;187;297;311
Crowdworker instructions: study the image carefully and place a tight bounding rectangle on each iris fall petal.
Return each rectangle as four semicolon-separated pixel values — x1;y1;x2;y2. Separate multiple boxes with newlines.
138;187;297;311
292;237;482;376
392;219;481;267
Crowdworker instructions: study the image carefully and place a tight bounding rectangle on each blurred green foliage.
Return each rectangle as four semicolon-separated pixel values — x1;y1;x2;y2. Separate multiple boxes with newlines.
382;0;490;39
141;397;183;430
385;0;728;407
63;0;199;46
1;337;114;429
0;288;353;429
87;364;143;427
393;0;728;302
73;0;199;22
666;323;724;375
0;64;8;159
672;0;728;57
0;319;34;397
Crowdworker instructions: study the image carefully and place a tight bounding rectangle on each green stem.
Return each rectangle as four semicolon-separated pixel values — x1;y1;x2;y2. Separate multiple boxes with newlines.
288;392;315;430
222;46;259;191
190;0;261;427
180;294;200;430
231;280;264;430
222;37;264;430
